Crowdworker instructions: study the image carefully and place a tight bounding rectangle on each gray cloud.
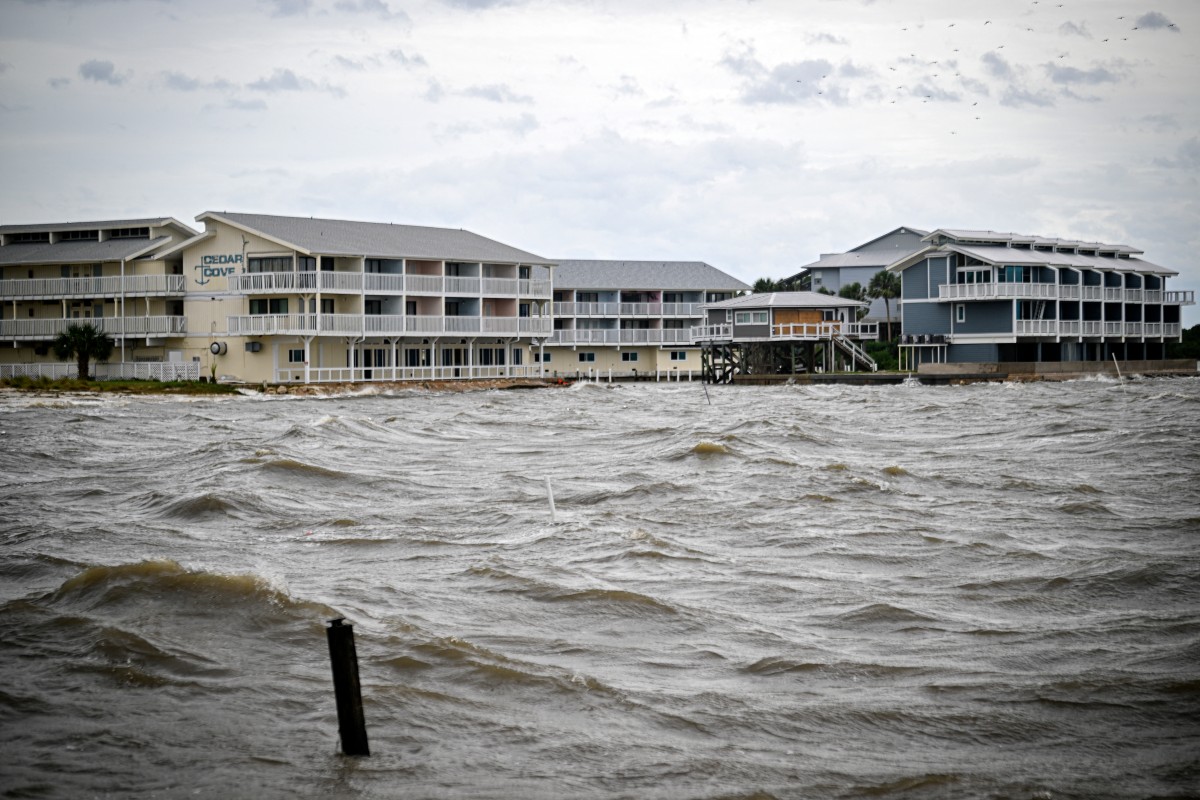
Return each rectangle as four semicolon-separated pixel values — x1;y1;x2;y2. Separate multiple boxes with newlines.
1044;63;1120;85
439;0;513;8
462;83;533;104
1135;12;1179;31
1152;137;1200;169
248;68;345;98
226;97;268;111
806;32;848;46
981;51;1012;80
1000;87;1055;108
334;56;365;71
436;111;539;140
1141;113;1179;132
614;75;643;96
721;44;844;105
48;77;70;88
334;0;410;21
388;49;428;68
0;62;11;75
264;0;311;16
162;71;235;92
424;79;445;103
912;82;960;103
1059;21;1091;38
79;59;126;86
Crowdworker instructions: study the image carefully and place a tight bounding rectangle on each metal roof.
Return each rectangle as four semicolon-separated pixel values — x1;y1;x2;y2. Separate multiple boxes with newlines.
553;259;750;291
704;291;866;309
0;236;174;267
925;228;1142;254
886;244;1177;276
200;211;554;265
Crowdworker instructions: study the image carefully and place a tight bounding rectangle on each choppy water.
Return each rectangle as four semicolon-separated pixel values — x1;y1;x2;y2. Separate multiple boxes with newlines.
1;377;1198;800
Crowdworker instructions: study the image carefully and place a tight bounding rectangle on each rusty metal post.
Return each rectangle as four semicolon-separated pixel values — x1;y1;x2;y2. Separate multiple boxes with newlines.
326;618;369;756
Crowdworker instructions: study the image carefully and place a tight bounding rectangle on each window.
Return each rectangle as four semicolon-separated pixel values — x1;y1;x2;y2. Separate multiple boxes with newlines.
60;230;99;241
248;256;290;273
321;257;334;272
109;227;149;239
288;349;306;363
298;257;316;271
249;298;288;315
621;352;638;362
670;351;687;361
956;304;965;323
12;231;50;243
734;310;769;324
578;352;596;363
321;298;335;314
365;299;382;315
534;352;552;363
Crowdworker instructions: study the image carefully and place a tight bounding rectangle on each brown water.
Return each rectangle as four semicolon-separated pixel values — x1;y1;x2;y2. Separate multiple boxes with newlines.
1;378;1198;799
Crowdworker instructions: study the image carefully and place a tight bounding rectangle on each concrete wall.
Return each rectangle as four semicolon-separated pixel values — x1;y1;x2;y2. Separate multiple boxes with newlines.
919;359;1197;376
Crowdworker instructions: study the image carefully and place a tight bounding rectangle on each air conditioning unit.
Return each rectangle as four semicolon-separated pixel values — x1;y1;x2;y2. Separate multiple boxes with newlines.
209;341;227;356
245;341;262;353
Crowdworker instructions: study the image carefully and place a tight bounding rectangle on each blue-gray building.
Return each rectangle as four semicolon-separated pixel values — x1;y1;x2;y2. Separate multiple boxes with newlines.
786;227;928;327
887;228;1195;368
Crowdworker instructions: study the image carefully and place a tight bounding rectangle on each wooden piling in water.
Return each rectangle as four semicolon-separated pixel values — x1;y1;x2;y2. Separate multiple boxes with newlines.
326;618;370;756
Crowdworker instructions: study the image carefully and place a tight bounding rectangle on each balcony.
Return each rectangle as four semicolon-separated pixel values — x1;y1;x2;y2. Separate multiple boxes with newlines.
552;301;703;318
225;313;552;337
227;271;553;299
0;274;186;300
1013;320;1179;338
689;322;879;343
0;315;187;340
937;283;1189;304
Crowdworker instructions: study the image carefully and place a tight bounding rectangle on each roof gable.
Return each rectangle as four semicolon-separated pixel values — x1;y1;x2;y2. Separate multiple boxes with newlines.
198;211;553;265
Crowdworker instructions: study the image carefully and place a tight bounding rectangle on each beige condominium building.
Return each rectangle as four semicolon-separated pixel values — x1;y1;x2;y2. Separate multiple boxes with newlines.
164;211;555;384
0;217;201;379
544;260;750;379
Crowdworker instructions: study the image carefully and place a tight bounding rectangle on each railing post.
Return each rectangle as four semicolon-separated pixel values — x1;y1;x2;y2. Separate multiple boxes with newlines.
326;618;369;756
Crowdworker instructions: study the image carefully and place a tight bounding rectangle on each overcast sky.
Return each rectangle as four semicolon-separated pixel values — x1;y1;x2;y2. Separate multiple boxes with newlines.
1;0;1197;323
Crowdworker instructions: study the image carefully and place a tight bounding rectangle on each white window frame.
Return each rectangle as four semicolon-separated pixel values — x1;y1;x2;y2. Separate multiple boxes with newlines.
287;348;305;363
956;304;966;324
578;352;595;363
621;352;638;362
669;351;686;361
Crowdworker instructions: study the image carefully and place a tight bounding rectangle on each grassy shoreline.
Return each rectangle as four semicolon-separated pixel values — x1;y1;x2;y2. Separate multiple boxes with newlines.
0;376;242;395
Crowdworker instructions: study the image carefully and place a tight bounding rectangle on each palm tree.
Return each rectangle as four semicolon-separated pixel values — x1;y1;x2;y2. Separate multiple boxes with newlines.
52;323;114;381
838;282;868;320
867;269;902;339
752;277;779;293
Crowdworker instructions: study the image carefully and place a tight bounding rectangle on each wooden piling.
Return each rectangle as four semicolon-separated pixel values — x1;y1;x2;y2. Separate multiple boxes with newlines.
326;618;370;756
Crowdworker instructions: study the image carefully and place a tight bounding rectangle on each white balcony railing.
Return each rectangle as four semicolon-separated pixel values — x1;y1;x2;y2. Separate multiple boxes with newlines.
0;274;186;299
225;313;550;337
937;283;1190;305
0;316;187;340
228;271;552;299
687;322;878;343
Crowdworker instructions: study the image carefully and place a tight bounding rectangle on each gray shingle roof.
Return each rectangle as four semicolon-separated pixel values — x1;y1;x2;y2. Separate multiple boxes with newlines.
705;291;865;309
204;212;553;265
0;217;194;235
553;260;751;291
0;237;173;267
